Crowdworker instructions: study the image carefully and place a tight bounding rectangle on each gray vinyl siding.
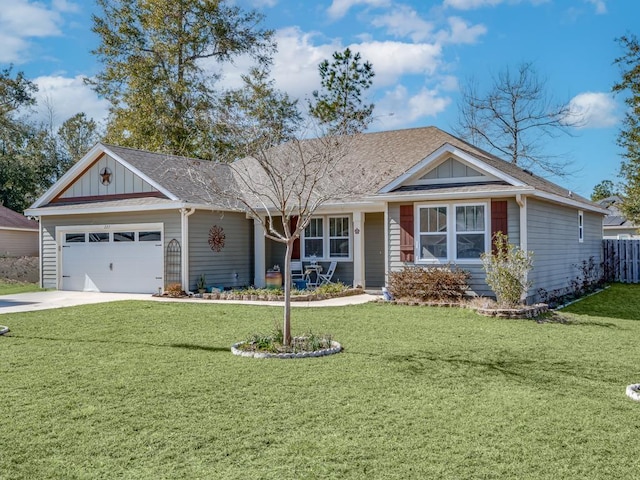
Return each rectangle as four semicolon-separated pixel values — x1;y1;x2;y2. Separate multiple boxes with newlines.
0;230;38;257
364;212;385;288
188;211;253;291
506;198;520;247
387;199;521;297
526;199;603;302
40;210;181;289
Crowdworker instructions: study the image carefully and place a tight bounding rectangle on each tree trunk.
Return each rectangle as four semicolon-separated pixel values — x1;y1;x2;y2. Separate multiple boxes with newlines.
282;239;294;346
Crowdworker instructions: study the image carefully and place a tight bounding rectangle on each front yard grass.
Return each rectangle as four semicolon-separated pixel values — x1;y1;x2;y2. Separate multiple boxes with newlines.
0;280;43;295
1;284;640;478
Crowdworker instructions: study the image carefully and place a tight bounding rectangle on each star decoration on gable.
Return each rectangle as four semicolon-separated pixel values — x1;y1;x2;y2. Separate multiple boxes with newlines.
100;167;112;186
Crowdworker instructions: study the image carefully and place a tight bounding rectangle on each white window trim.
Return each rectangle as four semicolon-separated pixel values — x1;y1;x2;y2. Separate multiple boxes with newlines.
414;201;489;264
578;210;584;243
301;215;352;261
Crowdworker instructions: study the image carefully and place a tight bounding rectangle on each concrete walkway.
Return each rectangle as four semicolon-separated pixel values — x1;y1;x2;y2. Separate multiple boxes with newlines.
0;290;378;315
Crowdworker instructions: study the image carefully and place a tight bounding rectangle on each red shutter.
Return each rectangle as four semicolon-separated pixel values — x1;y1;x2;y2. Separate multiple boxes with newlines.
290;216;300;260
490;200;508;252
399;204;414;262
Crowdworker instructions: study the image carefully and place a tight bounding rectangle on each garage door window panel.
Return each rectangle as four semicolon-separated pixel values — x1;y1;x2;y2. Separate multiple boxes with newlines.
65;233;85;243
139;231;161;242
89;232;109;242
114;232;134;242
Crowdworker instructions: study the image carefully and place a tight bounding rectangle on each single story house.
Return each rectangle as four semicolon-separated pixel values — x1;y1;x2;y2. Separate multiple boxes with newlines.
0;205;39;257
597;196;640;239
25;126;607;302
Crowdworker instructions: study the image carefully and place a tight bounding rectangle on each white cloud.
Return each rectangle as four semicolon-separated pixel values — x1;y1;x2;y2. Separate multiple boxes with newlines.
438;16;487;44
443;0;504;10
0;0;80;63
585;0;607;14
356;41;443;86
52;0;80;13
371;5;435;42
567;92;618;129
249;0;278;7
373;84;451;128
32;75;110;130
327;0;391;19
217;28;444;103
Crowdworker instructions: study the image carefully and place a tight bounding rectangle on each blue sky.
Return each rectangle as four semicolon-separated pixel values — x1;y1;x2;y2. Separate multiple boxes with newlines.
2;0;637;197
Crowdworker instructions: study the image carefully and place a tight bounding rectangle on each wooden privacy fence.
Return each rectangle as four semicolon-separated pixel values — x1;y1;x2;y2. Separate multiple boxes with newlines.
603;239;640;283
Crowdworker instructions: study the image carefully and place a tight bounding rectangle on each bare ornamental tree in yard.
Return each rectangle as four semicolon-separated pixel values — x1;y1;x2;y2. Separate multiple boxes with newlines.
198;130;387;346
189;48;378;346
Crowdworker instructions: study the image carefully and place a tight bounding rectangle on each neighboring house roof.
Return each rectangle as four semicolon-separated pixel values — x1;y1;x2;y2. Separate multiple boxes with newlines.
26;126;605;216
0;205;39;231
598;195;638;229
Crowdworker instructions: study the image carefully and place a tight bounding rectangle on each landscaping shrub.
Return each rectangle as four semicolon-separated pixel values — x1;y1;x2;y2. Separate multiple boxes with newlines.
388;265;470;302
481;232;533;308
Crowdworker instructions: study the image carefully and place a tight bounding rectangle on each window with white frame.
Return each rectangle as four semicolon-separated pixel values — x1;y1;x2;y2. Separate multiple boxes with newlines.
455;205;486;259
303;217;324;258
416;202;488;262
302;216;351;260
578;210;584;243
418;206;448;260
329;217;350;257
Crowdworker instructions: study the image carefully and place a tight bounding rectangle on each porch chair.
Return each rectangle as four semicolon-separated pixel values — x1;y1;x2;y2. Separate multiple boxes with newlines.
318;261;337;285
290;260;306;289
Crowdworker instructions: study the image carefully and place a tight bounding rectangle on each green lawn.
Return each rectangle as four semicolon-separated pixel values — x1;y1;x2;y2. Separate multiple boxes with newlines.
2;284;640;479
0;281;43;295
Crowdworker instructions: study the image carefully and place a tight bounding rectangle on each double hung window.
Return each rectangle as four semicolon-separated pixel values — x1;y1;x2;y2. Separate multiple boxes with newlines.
416;203;488;262
302;216;351;260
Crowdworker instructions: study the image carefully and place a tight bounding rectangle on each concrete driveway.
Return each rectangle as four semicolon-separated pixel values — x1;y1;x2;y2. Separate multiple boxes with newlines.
0;290;154;315
0;290;378;315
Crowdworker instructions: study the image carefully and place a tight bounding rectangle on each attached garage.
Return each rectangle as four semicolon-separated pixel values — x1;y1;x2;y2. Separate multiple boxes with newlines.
58;224;164;293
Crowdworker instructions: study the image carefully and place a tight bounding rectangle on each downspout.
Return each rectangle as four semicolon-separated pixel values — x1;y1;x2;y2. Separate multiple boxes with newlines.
515;194;529;302
37;217;43;288
515;194;527;251
181;207;196;293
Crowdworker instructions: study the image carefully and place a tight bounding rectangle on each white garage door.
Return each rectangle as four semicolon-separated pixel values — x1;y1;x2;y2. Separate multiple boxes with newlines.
60;226;164;294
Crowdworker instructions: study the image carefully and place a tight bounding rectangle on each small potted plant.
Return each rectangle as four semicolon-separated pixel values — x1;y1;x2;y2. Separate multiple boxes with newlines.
197;274;207;294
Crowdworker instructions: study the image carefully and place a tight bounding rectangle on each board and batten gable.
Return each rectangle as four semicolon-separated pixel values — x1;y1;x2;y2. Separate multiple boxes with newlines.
57;153;158;200
40;210;181;289
188;211;253;291
526;198;603;302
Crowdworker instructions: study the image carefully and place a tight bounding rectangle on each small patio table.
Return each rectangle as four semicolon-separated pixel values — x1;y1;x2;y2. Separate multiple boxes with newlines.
304;264;323;288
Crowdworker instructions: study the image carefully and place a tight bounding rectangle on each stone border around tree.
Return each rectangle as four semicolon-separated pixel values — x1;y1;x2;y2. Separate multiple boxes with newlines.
0;326;9;336
379;298;549;319
231;340;342;359
626;384;640;401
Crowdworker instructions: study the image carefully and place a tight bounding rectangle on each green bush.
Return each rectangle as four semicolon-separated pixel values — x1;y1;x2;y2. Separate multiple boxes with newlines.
481;232;533;308
388;265;470;302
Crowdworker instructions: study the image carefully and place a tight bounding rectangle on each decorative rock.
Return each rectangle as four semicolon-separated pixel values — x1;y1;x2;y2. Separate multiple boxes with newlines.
626;384;640;401
231;341;342;359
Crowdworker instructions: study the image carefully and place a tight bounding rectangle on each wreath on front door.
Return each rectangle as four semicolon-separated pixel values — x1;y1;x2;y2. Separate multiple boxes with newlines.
208;225;226;252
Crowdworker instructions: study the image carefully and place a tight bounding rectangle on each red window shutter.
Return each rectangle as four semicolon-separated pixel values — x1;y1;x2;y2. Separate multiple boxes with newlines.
490;200;508;252
399;204;414;262
290;216;300;259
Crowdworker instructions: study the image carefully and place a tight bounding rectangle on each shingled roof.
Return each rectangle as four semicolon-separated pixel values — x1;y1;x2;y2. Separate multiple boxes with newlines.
30;126;602;214
104;144;232;206
231;126;600;209
0;205;39;230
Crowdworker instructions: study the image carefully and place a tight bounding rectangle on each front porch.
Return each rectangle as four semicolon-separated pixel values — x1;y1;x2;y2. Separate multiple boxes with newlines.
253;211;386;289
